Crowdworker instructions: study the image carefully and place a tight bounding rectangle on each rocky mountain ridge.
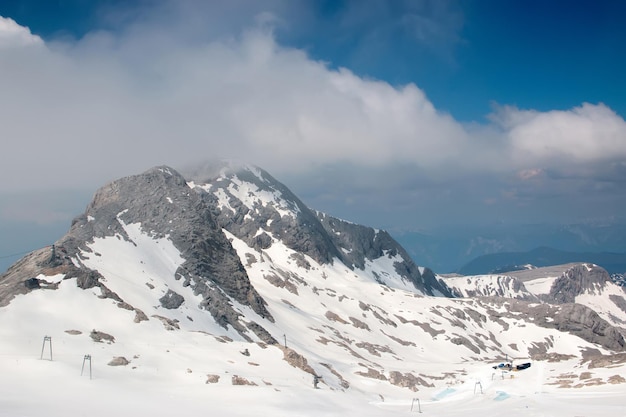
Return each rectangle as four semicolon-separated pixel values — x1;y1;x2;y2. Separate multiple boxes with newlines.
185;162;452;297
444;262;626;338
1;164;626;396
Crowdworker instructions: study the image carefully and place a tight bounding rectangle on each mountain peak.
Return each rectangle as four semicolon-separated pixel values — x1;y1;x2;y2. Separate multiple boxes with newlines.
28;165;274;341
183;162;452;296
3;164;626;408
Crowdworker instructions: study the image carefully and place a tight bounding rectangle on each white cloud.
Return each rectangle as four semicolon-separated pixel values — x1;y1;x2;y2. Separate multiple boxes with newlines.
0;13;625;228
0;18;474;192
493;103;626;164
0;16;43;48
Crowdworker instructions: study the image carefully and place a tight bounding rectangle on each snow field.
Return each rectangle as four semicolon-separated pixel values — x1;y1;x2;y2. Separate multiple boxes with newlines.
2;220;626;416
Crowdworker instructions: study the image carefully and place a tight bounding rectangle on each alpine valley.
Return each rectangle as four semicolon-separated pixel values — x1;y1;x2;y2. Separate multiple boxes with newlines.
1;163;626;417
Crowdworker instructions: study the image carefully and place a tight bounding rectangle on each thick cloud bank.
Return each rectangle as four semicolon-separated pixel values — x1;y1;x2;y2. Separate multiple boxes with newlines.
0;13;625;227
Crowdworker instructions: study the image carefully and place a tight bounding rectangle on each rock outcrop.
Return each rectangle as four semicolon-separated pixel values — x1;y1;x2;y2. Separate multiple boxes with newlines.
547;264;613;303
186;162;453;297
1;166;273;339
494;300;626;352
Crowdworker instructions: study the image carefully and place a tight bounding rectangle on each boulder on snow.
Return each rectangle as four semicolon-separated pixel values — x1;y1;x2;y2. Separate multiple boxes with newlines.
24;278;40;289
108;356;130;366
159;289;184;309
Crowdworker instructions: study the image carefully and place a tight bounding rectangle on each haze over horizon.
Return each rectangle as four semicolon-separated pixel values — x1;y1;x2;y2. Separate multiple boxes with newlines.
1;0;625;271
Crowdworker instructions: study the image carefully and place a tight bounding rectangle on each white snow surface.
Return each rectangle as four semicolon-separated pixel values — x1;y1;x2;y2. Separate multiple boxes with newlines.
190;171;299;219
523;275;560;295
514;264;626;328
444;274;532;299
575;281;626;327
362;250;418;293
2;225;626;416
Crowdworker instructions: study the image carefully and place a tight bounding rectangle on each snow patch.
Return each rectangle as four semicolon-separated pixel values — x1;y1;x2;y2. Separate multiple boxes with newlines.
524;276;559;295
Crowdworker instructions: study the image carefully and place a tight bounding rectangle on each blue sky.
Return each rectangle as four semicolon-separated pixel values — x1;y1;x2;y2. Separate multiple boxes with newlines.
4;0;625;121
0;0;625;269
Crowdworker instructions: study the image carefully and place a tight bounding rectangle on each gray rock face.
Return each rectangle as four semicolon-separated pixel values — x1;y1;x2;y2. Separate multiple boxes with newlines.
2;163;626;361
0;246;89;307
186;162;453;297
314;213;453;296
188;164;343;265
446;275;539;301
548;264;612;304
2;166;273;339
500;300;626;352
159;290;184;309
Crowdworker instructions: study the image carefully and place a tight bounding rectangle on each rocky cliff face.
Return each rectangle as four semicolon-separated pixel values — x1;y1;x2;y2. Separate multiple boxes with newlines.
185;162;453;296
313;212;452;296
452;263;626;346
1;163;453;343
547;263;614;303
5;163;626;407
186;163;343;266
444;274;539;301
2;164;625;375
504;300;626;352
0;166;273;341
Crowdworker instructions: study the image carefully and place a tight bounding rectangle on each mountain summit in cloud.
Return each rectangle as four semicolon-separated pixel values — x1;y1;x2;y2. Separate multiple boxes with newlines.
1;11;625;237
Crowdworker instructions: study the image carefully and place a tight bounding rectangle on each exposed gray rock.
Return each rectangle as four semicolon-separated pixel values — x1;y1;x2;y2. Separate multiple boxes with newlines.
355;366;387;380
547;264;612;304
188;163;343;265
231;375;257;386
446;275;539;301
315;213;454;297
0;166;275;341
0;247;59;307
206;374;220;384
53;166;270;338
584;352;626;369
23;278;40;289
278;345;316;375
609;295;626;318
449;335;480;354
108;357;130;366
90;330;115;344
134;309;149;323
349;317;370;331
185;162;453;297
4;162;625;377
159;290;184;309
498;300;626;352
246;321;278;345
388;371;433;391
320;363;350;389
152;315;180;331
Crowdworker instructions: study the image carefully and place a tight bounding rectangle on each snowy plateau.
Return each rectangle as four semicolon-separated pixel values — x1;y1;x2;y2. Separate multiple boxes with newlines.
1;163;626;417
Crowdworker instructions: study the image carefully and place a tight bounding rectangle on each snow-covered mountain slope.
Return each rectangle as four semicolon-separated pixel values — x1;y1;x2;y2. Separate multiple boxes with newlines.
1;219;624;388
450;263;626;334
185;161;452;297
0;166;272;340
443;274;538;301
2;164;626;416
508;263;626;331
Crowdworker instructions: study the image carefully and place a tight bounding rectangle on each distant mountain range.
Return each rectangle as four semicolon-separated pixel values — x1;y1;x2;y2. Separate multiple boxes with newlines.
393;222;626;274
457;247;626;276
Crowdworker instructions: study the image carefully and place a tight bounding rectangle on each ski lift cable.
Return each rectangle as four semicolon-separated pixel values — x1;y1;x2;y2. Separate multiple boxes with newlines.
0;247;45;259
